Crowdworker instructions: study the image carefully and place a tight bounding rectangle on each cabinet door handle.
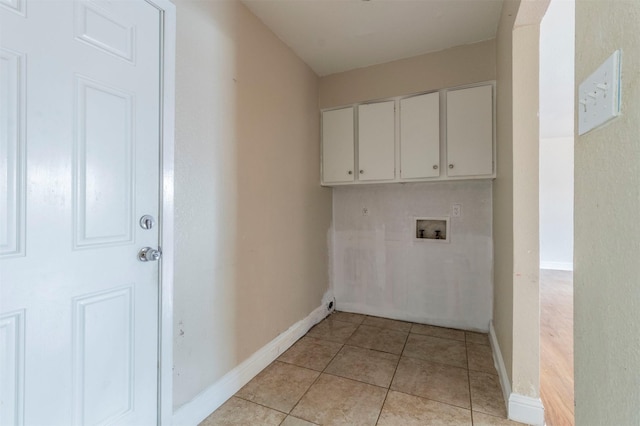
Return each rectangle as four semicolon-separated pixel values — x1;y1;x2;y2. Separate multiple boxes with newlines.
359;170;364;174
433;165;438;170
449;164;454;169
348;170;353;175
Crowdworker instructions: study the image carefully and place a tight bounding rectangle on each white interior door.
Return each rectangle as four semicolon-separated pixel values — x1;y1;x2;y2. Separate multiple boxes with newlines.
0;1;162;424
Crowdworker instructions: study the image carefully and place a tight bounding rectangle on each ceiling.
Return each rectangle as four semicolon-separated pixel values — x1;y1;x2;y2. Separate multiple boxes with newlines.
242;0;504;77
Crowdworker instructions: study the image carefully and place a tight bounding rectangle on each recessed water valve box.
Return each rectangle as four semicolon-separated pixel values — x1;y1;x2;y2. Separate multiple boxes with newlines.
415;217;450;243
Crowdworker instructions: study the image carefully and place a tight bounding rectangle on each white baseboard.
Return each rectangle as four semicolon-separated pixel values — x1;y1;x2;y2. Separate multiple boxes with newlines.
540;261;573;271
171;300;333;426
509;394;545;425
489;321;511;409
489;322;545;426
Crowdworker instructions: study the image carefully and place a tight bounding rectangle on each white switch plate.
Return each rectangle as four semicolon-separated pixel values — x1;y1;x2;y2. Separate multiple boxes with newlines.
578;50;621;135
452;203;461;218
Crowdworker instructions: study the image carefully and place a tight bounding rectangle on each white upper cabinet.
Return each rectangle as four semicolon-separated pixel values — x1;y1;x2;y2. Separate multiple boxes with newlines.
400;92;440;179
446;85;493;177
320;83;494;186
322;107;355;184
358;101;395;181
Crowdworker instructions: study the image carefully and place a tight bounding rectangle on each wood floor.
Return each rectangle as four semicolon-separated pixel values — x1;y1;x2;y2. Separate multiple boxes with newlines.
540;269;574;426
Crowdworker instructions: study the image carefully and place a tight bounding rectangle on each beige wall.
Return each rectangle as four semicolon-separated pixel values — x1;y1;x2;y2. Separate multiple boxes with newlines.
510;22;540;398
493;0;518;385
172;0;332;409
319;39;496;109
575;1;640;423
493;0;543;401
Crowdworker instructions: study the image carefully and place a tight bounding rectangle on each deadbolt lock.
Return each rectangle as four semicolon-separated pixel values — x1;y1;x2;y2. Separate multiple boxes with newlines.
139;215;155;230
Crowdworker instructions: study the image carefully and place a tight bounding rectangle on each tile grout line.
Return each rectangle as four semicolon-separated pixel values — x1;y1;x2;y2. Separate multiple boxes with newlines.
387;389;478;414
236;313;344;425
237;313;493;426
234;359;326;417
466;332;476;426
319;370;391;391
284;315;354;424
285;313;404;423
231;394;290;417
373;323;412;426
281;363;327;422
401;358;468;370
321;313;413;425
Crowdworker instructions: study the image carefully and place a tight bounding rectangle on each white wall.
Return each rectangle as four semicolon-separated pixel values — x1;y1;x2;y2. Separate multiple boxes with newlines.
539;137;574;270
539;0;575;140
332;181;493;331
539;0;574;271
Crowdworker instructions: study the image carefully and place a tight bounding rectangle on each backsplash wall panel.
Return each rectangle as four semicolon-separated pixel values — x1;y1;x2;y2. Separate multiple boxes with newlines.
331;181;493;331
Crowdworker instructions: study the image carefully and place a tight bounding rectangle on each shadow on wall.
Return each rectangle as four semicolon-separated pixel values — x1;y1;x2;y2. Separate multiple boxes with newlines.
232;0;330;365
172;0;332;411
173;0;240;410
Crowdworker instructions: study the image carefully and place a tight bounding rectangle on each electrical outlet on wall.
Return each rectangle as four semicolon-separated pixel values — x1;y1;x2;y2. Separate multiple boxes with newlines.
362;207;369;216
452;203;462;218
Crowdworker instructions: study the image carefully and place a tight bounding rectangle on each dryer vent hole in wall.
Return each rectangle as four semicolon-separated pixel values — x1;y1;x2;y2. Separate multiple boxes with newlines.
416;218;449;242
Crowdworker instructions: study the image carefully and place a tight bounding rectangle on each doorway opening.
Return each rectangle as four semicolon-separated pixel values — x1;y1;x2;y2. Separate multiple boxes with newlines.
539;0;575;424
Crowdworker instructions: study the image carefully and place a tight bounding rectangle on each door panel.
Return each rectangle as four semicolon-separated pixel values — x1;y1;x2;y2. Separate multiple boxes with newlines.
0;310;25;426
0;1;162;424
0;48;25;258
73;286;134;425
74;0;136;62
0;0;24;16
75;77;134;248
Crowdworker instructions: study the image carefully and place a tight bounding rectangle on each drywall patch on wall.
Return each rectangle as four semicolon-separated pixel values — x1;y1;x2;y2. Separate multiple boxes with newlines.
331;181;493;331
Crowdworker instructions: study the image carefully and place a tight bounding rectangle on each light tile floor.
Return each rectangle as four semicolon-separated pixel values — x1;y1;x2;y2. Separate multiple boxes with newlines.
201;311;526;426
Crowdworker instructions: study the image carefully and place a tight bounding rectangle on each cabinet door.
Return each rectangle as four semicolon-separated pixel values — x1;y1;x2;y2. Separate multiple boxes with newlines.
358;101;395;181
322;107;354;184
400;92;440;179
446;85;493;177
